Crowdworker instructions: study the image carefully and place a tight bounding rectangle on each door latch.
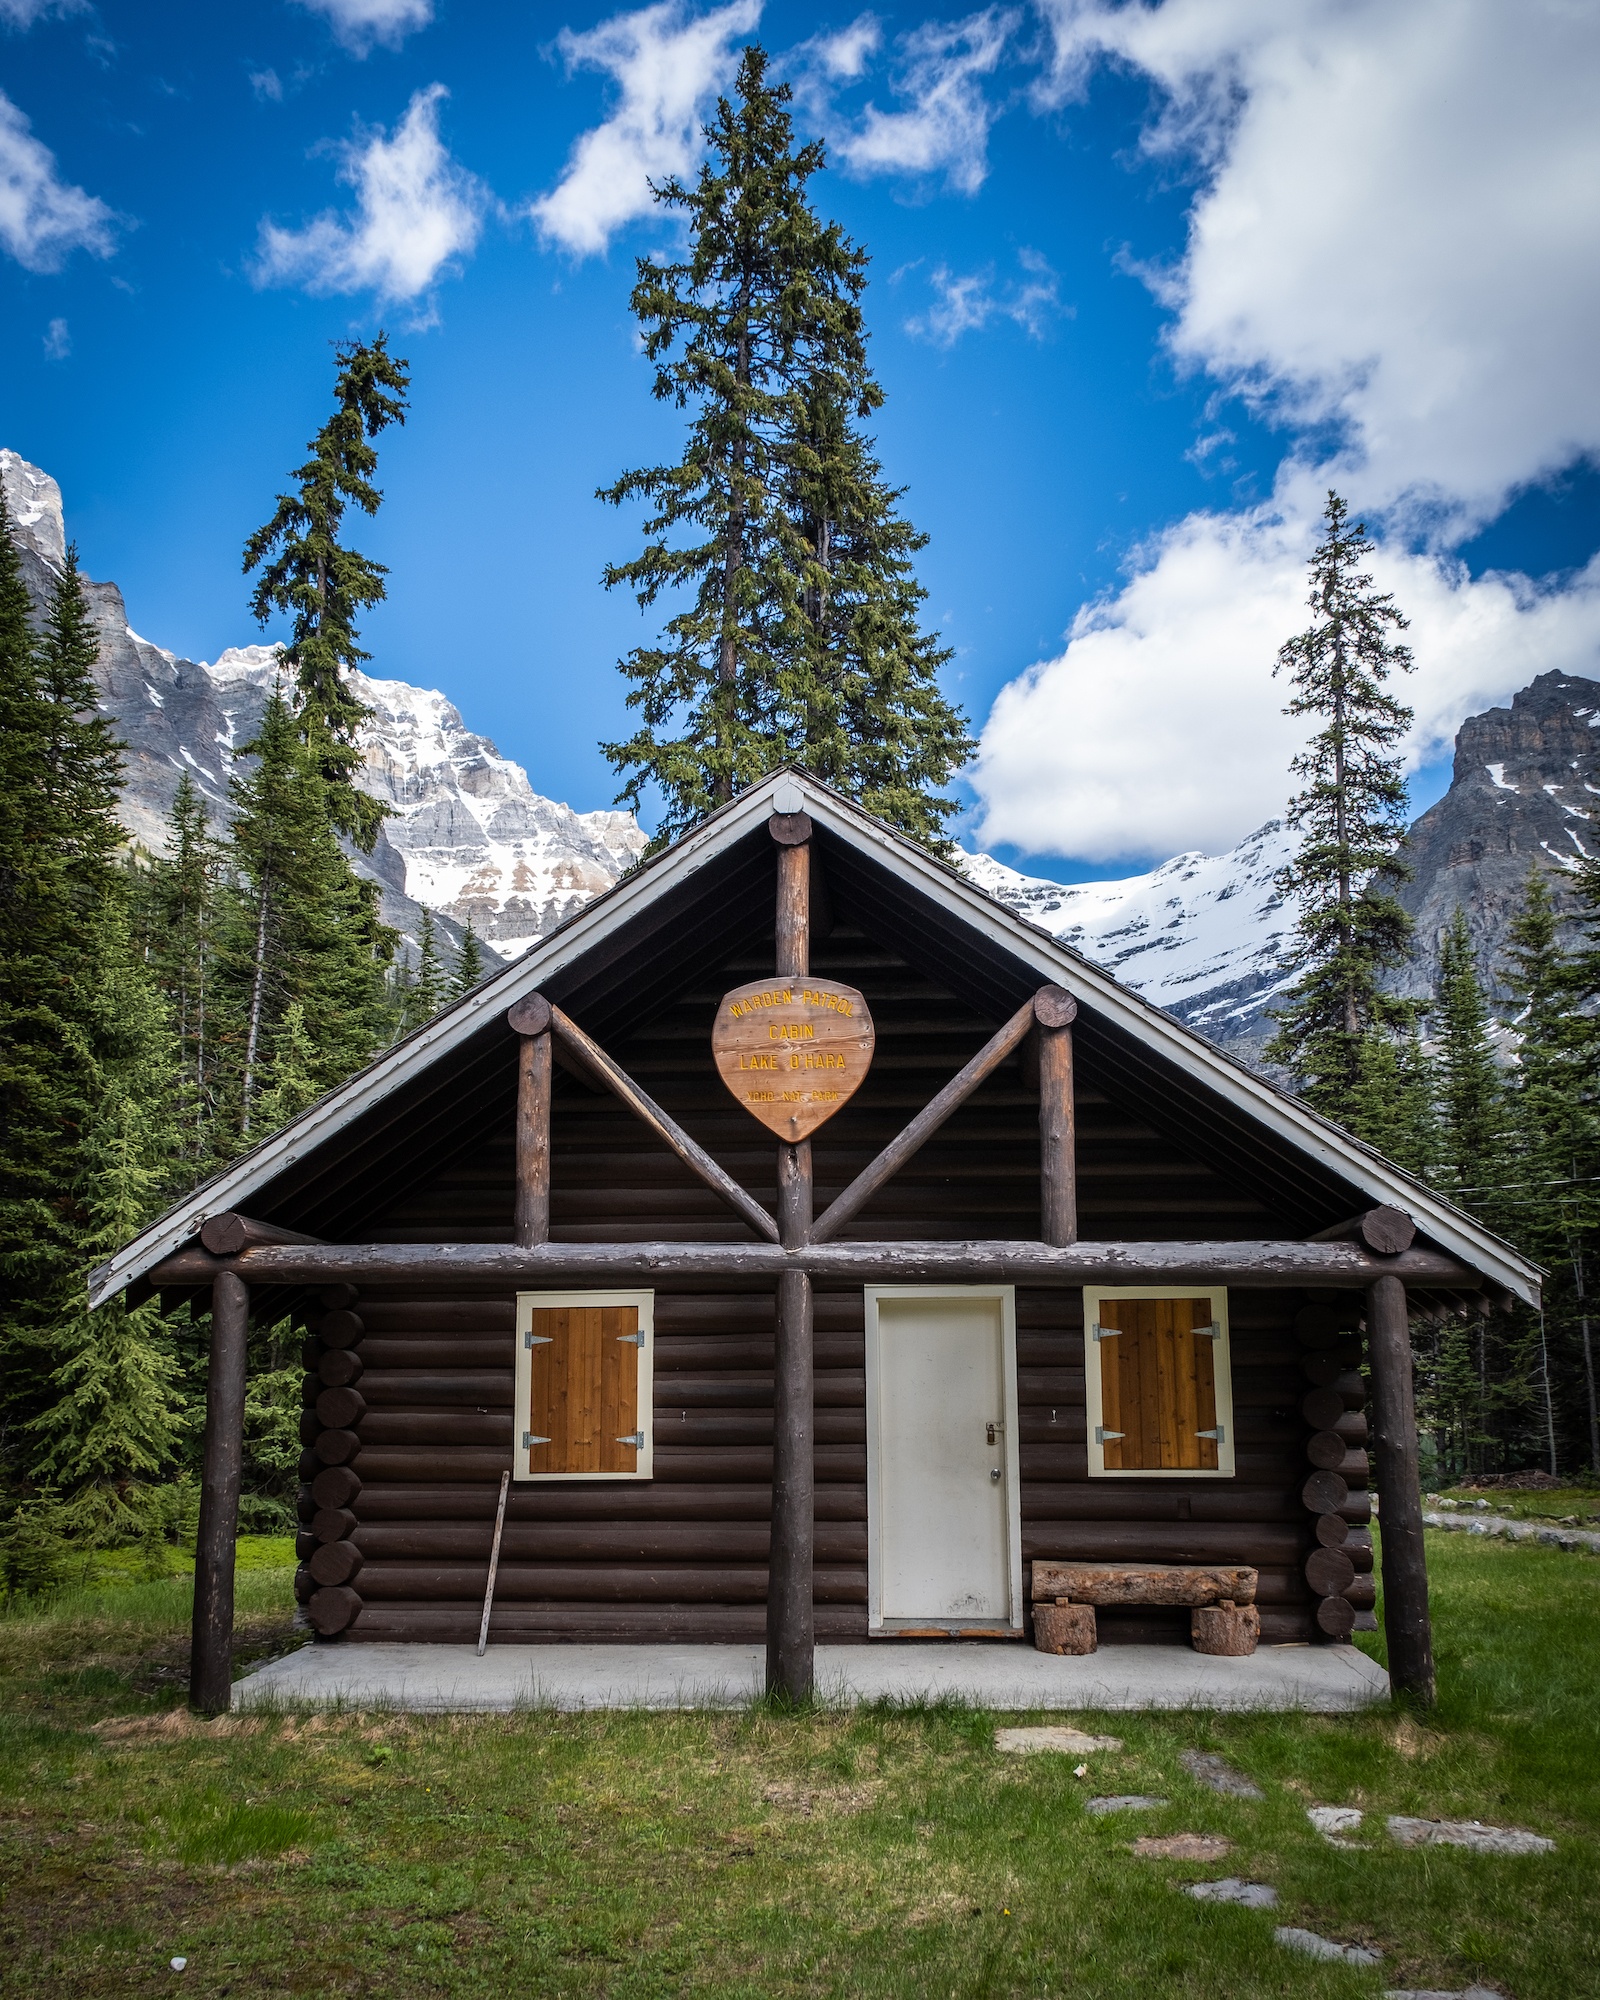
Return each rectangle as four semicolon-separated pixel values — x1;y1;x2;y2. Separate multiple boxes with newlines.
985;1420;1005;1446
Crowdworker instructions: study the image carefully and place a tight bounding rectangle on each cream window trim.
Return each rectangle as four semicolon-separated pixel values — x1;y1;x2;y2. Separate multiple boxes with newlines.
1082;1284;1236;1479
513;1289;655;1482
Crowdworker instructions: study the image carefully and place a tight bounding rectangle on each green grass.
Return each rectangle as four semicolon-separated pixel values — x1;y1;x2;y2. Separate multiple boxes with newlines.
0;1536;1595;1997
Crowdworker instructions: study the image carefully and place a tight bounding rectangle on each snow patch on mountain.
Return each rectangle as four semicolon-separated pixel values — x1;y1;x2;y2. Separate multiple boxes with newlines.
961;822;1301;1044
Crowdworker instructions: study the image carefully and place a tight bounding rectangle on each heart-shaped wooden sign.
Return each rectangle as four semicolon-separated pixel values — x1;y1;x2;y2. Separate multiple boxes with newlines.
712;977;875;1141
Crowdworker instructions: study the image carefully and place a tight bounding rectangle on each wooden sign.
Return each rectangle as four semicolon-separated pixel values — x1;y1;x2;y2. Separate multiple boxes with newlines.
712;978;875;1141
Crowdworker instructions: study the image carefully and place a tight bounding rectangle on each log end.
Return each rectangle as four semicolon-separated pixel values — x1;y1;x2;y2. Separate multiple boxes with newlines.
308;1539;365;1589
1033;1602;1097;1654
769;810;814;846
199;1213;247;1256
307;1585;363;1637
312;1428;361;1467
317;1309;365;1349
1033;984;1078;1030
1360;1205;1417;1255
1315;1594;1357;1640
507;992;552;1038
1190;1602;1260;1656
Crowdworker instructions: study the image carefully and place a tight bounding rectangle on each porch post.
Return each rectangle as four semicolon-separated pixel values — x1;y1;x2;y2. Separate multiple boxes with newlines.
1366;1272;1436;1704
190;1270;249;1715
769;802;815;1700
508;992;553;1248
1036;986;1078;1247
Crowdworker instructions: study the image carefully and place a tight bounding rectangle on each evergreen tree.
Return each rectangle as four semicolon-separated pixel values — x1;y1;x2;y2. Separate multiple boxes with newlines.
0;527;132;1447
242;334;409;852
600;47;969;848
1265;493;1418;1121
1347;1023;1438;1179
450;916;486;999
1504;870;1599;1469
414;908;445;1019
220;690;394;1144
136;772;224;1180
1433;908;1512;1226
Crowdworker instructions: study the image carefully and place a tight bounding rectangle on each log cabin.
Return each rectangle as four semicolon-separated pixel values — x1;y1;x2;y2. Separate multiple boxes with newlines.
91;772;1540;1713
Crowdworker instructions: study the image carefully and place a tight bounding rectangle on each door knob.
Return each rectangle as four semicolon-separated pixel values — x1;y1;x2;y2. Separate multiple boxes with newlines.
990;1467;1002;1483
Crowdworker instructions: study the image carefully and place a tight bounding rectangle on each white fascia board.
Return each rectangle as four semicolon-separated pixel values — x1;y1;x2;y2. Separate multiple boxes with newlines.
92;769;1539;1308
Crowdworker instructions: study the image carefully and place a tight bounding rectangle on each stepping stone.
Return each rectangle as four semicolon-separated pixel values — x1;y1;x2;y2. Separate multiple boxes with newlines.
994;1726;1122;1755
1181;1749;1264;1799
1275;1926;1382;1966
1085;1794;1167;1815
1130;1834;1231;1861
1185;1877;1278;1908
1383;1989;1505;1998
1387;1816;1554;1855
1307;1804;1366;1846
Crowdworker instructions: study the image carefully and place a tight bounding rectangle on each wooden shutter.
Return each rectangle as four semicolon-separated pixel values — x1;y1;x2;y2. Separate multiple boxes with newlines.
1096;1295;1220;1472
524;1303;644;1476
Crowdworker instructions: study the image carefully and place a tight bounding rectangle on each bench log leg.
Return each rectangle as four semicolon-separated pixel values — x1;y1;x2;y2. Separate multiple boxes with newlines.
1190;1600;1260;1656
1034;1602;1097;1655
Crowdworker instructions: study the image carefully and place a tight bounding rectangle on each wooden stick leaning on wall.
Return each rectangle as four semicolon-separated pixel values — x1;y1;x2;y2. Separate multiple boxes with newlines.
191;1270;250;1714
808;995;1039;1245
1366;1272;1436;1704
508;993;553;1248
546;1002;781;1245
477;1470;511;1655
768;807;816;1702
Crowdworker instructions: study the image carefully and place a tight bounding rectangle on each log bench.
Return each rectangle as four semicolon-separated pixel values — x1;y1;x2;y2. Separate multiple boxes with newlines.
1030;1562;1260;1657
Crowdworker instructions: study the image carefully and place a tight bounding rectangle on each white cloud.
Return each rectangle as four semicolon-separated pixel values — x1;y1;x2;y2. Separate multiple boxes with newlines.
0;88;116;272
255;84;486;304
0;0;87;26
293;0;433;56
1036;0;1600;537
973;500;1600;863
801;13;880;81
907;246;1060;344
42;315;68;358
250;68;284;103
838;7;1017;194
531;0;761;258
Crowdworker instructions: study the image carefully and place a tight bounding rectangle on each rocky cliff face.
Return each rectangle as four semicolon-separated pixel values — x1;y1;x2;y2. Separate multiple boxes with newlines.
969;674;1600;1061
1;450;646;963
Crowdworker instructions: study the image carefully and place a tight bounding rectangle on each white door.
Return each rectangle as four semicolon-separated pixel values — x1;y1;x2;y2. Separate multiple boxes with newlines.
865;1287;1022;1634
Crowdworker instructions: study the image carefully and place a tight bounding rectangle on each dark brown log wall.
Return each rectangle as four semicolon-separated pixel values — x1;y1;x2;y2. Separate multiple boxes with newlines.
302;927;1332;1647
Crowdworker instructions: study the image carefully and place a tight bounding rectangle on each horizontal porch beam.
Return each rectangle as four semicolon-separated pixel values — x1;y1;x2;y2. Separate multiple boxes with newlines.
141;1237;1481;1292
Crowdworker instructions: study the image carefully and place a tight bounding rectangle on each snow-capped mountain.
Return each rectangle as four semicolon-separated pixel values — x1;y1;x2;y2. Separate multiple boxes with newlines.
2;450;645;964
962;824;1300;1058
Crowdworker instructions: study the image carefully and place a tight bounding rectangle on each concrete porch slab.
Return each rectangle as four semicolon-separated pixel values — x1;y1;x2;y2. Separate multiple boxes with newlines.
234;1641;1389;1714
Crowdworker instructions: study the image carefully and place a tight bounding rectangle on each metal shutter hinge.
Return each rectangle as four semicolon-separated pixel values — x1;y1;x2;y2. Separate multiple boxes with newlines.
1197;1322;1223;1340
615;1431;644;1448
523;1432;551;1448
1197;1425;1226;1441
1091;1324;1118;1341
616;1332;644;1346
1095;1426;1125;1443
524;1333;552;1349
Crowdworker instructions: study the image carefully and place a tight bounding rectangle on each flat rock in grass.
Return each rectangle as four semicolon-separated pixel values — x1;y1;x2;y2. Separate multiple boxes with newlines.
1185;1877;1278;1907
1387;1816;1554;1855
994;1726;1122;1756
1133;1833;1233;1861
1275;1926;1383;1966
1085;1794;1166;1815
1180;1749;1264;1798
1382;1988;1506;1998
1308;1804;1366;1846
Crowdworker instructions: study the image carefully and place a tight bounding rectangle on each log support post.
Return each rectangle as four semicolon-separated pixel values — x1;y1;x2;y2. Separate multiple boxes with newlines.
769;798;815;1701
191;1269;249;1715
508;993;553;1248
1366;1272;1436;1704
1037;985;1078;1247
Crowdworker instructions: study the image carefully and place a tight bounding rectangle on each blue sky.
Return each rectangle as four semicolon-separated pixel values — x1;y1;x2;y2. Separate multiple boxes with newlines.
4;0;1599;881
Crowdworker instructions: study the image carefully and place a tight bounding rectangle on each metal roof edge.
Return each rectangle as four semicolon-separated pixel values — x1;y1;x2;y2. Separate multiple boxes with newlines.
91;769;1541;1308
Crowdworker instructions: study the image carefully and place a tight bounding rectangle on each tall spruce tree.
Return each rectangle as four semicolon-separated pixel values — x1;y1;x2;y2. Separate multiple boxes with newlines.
136;772;224;1180
1265;494;1418;1120
1504;870;1599;1469
1347;1023;1437;1179
0;526;132;1449
242;334;409;852
221;689;394;1144
600;47;969;847
1434;908;1511;1224
450;917;486;999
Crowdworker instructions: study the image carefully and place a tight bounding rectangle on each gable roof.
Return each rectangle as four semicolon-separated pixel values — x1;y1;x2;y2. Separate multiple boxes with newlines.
91;769;1541;1308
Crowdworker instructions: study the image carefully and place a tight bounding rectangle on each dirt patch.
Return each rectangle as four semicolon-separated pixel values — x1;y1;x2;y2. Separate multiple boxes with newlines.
92;1711;264;1743
1132;1833;1234;1861
1387;1716;1446;1760
762;1779;881;1818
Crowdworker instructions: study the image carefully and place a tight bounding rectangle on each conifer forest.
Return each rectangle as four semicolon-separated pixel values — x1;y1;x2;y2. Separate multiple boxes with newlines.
0;48;1596;1602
